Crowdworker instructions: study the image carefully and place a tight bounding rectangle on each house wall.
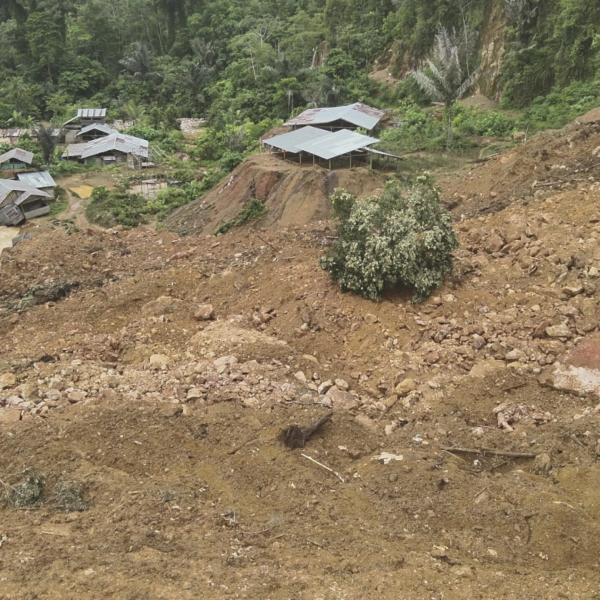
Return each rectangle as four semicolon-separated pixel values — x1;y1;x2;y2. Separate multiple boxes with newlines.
21;199;50;220
0;160;28;171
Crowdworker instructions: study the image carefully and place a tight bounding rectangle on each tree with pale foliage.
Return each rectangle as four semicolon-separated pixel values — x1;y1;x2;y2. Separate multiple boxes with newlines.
321;177;458;302
411;27;479;147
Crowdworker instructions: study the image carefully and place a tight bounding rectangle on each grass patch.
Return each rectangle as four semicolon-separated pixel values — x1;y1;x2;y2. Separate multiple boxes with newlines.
215;199;267;235
53;480;88;512
2;469;44;508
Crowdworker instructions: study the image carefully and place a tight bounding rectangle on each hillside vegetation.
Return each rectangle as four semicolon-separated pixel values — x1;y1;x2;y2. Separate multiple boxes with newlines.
0;0;599;128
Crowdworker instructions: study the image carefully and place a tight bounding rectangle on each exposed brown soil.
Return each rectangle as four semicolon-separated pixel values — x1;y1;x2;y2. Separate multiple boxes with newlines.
166;154;387;235
439;122;600;217
1;118;600;598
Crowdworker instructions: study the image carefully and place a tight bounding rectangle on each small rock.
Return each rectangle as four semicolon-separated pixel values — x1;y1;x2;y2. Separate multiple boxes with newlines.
318;380;334;395
213;355;237;373
562;285;584;298
160;404;183;418
0;372;16;389
326;387;358;410
364;313;378;324
532;452;552;476
472;334;486;350
395;378;417;397
334;378;349;391
505;349;525;362
0;408;21;423
545;323;572;339
67;390;85;404
294;371;307;383
142;296;182;316
194;304;215;321
186;387;203;401
354;413;377;431
149;354;170;370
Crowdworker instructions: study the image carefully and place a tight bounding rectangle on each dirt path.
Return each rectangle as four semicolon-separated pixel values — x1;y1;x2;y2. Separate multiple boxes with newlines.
0;226;18;255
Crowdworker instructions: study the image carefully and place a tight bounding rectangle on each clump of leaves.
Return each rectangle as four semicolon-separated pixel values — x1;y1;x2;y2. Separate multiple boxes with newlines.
2;469;45;508
215;199;266;235
321;177;458;301
53;481;88;512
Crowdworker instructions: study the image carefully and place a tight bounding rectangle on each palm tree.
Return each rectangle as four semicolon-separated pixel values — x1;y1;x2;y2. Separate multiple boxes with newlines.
412;27;479;148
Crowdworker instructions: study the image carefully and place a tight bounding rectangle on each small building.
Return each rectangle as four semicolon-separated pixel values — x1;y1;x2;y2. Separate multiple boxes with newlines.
17;171;57;198
285;102;385;132
62;132;149;167
0;148;34;173
75;122;116;141
63;108;108;142
263;126;380;169
0;179;51;225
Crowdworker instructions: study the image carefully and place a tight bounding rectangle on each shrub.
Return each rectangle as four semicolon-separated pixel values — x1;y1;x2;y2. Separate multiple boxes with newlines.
215;199;266;235
321;177;458;301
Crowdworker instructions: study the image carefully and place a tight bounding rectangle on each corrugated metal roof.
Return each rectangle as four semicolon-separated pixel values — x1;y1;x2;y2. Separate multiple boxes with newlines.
0;148;34;165
0;178;50;207
77;108;107;119
263;126;331;153
17;171;56;189
76;123;116;137
296;129;379;160
62;143;88;159
80;133;148;159
286;103;385;130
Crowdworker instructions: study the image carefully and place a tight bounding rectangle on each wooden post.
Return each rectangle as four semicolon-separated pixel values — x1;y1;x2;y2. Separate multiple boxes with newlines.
313;154;315;166
349;154;352;169
328;159;331;170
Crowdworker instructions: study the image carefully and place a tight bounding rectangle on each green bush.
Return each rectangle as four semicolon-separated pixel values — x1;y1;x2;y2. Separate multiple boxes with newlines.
86;186;149;228
321;177;458;301
453;107;518;137
523;80;600;130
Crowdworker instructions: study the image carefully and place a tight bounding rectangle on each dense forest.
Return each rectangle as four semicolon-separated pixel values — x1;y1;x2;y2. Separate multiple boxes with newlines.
0;0;599;128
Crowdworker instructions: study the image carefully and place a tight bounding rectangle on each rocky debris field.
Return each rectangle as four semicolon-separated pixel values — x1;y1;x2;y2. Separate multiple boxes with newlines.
1;122;600;598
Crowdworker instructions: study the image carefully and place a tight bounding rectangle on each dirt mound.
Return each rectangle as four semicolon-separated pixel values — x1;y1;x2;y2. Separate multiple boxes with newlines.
165;154;386;235
440;121;600;216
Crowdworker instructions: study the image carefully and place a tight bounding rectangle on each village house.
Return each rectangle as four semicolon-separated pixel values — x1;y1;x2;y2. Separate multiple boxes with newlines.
16;170;57;198
75;123;117;141
0;179;51;226
63;108;108;142
285;102;385;132
63;132;149;167
0;148;34;174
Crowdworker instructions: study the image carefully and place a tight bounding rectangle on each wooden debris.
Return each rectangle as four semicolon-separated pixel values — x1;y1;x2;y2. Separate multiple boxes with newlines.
280;413;332;449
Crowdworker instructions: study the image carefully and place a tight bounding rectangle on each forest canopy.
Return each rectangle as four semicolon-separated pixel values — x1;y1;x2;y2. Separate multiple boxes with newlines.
0;0;599;127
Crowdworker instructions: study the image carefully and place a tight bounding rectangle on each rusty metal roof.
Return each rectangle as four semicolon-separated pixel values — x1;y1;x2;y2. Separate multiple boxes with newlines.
285;103;385;130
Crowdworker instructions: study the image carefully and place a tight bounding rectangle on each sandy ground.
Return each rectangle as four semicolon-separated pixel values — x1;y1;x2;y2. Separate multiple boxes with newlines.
0;226;18;255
